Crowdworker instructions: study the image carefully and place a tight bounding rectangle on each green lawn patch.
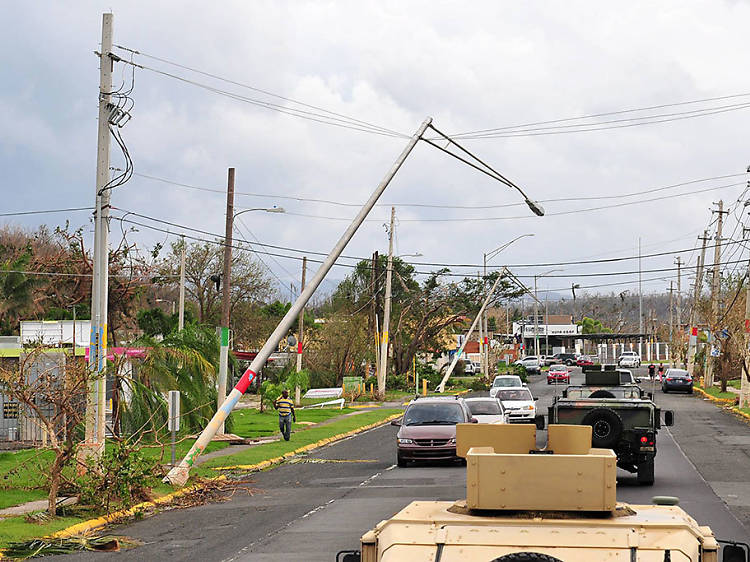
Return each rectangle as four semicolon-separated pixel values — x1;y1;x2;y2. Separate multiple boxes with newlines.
727;379;741;389
696;384;737;400
196;408;401;476
231;408;354;439
0;515;86;549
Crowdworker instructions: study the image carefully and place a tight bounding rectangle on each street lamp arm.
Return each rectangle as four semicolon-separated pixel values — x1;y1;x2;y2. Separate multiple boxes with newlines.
486;234;535;263
233;206;286;219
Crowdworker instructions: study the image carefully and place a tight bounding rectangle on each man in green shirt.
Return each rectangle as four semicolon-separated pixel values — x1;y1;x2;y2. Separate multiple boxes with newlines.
274;389;296;441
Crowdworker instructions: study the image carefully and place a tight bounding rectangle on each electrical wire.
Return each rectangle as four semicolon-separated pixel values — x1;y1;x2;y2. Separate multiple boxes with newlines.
114;44;407;139
0;207;94;218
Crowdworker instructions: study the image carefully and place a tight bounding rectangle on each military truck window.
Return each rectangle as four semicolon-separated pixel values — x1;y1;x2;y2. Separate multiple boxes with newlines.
466;400;502;415
496;389;533;401
403;403;465;425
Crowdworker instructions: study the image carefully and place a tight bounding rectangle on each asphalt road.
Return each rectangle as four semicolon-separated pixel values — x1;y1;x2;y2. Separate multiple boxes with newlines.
64;368;750;561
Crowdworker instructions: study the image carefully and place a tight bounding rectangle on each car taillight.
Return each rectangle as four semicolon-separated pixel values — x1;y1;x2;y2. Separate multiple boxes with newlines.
640;436;648;443
666;378;673;382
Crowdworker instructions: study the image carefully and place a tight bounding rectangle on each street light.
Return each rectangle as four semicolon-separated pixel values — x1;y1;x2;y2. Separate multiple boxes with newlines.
156;298;176;315
233;206;286;219
481;234;535;377
534;268;563;357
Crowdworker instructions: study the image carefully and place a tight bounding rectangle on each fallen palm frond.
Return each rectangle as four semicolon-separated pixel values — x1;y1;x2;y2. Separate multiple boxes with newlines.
2;535;141;559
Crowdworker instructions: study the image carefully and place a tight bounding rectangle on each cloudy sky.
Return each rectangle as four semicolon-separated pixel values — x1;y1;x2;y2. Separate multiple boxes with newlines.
2;1;750;302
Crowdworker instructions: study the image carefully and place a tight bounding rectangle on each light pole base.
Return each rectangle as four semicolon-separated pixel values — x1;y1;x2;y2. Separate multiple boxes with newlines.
163;465;189;487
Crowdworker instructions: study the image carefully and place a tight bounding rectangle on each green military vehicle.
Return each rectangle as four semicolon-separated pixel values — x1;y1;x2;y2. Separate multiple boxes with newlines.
548;369;673;485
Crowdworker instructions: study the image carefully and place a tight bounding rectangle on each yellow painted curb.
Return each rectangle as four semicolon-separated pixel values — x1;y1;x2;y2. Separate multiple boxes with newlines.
215;413;402;471
732;408;750;422
694;386;736;404
48;475;227;540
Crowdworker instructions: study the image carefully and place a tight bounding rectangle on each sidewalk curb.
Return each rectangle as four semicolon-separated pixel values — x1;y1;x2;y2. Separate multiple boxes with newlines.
214;412;402;471
26;411;402;544
732;407;750;423
694;386;737;404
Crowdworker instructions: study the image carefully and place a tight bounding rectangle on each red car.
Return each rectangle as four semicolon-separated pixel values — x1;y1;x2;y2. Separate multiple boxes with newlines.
576;355;594;367
547;364;570;385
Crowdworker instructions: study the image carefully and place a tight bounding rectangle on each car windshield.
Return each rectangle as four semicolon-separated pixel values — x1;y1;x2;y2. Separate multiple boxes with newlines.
496;389;533;401
524;357;538;361
466;400;502;415
550;365;566;372
667;370;689;377
492;377;521;387
403;403;465;426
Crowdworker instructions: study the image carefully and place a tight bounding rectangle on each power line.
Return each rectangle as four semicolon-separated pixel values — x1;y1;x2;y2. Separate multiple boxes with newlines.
0;207;94;218
131;170;747;211
113;44;407;139
114;206;750;271
450;92;750;139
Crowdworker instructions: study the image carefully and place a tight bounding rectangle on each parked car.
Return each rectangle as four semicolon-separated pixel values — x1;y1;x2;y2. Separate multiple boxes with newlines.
618;351;642;368
392;396;476;467
576;355;594;367
540;355;557;367
546;364;571;385
552;352;579;366
462;360;477;375
494;387;536;423
464;397;507;424
521;356;541;374
662;368;693;394
489;375;525;398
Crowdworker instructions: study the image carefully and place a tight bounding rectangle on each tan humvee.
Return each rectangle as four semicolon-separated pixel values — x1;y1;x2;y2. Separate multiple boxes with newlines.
338;424;748;562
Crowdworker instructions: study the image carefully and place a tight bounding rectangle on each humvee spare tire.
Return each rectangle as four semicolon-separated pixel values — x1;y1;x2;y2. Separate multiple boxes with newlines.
492;553;563;562
588;389;616;398
581;407;623;448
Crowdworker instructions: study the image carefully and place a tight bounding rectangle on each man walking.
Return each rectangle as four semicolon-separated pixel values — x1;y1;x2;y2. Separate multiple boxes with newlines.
274;389;296;441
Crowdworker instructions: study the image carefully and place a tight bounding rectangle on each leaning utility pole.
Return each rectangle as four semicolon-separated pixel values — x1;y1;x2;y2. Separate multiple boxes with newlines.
687;231;710;376
437;271;507;393
705;200;726;388
178;235;186;331
218;168;235;435
165;118;432;487
84;13;114;460
378;207;396;399
294;256;307;406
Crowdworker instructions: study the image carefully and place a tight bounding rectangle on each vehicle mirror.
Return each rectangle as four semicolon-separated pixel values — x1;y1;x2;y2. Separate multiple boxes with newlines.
647;392;653;400
534;415;545;430
523;383;528;386
722;544;747;562
390;419;401;427
534;397;539;401
635;377;642;383
470;417;479;424
664;410;674;427
337;552;362;562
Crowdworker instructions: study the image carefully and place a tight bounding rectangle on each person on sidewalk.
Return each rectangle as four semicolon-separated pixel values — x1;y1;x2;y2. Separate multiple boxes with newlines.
274;390;296;441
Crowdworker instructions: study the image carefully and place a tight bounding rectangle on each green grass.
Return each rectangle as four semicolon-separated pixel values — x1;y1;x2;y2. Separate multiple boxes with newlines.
0;515;86;549
696;384;737;400
727;379;741;389
231;408;354;438
738;407;750;416
196;408;401;475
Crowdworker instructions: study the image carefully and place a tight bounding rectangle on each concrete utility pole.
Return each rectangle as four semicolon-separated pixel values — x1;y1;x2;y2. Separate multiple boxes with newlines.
84;13;114;459
437;271;507;393
687;231;710;376
534;276;540;357
706;200;726;388
178;235;186;331
478;272;484;375
294;256;307;406
378;207;396;399
218;167;235;435
165;118;432;486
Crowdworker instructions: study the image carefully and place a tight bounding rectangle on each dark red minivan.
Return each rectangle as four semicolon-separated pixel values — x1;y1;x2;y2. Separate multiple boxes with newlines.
392;396;476;467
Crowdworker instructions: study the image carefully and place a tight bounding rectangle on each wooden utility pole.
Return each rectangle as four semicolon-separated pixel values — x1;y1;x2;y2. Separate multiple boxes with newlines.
675;256;682;328
378;208;396;399
294;256;307;405
706;201;726;388
742;274;750;409
218;167;235;435
370;251;379;381
668;281;674;343
687;231;710;376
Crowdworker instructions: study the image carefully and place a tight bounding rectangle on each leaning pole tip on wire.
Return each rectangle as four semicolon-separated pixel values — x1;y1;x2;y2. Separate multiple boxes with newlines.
163;117;433;487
